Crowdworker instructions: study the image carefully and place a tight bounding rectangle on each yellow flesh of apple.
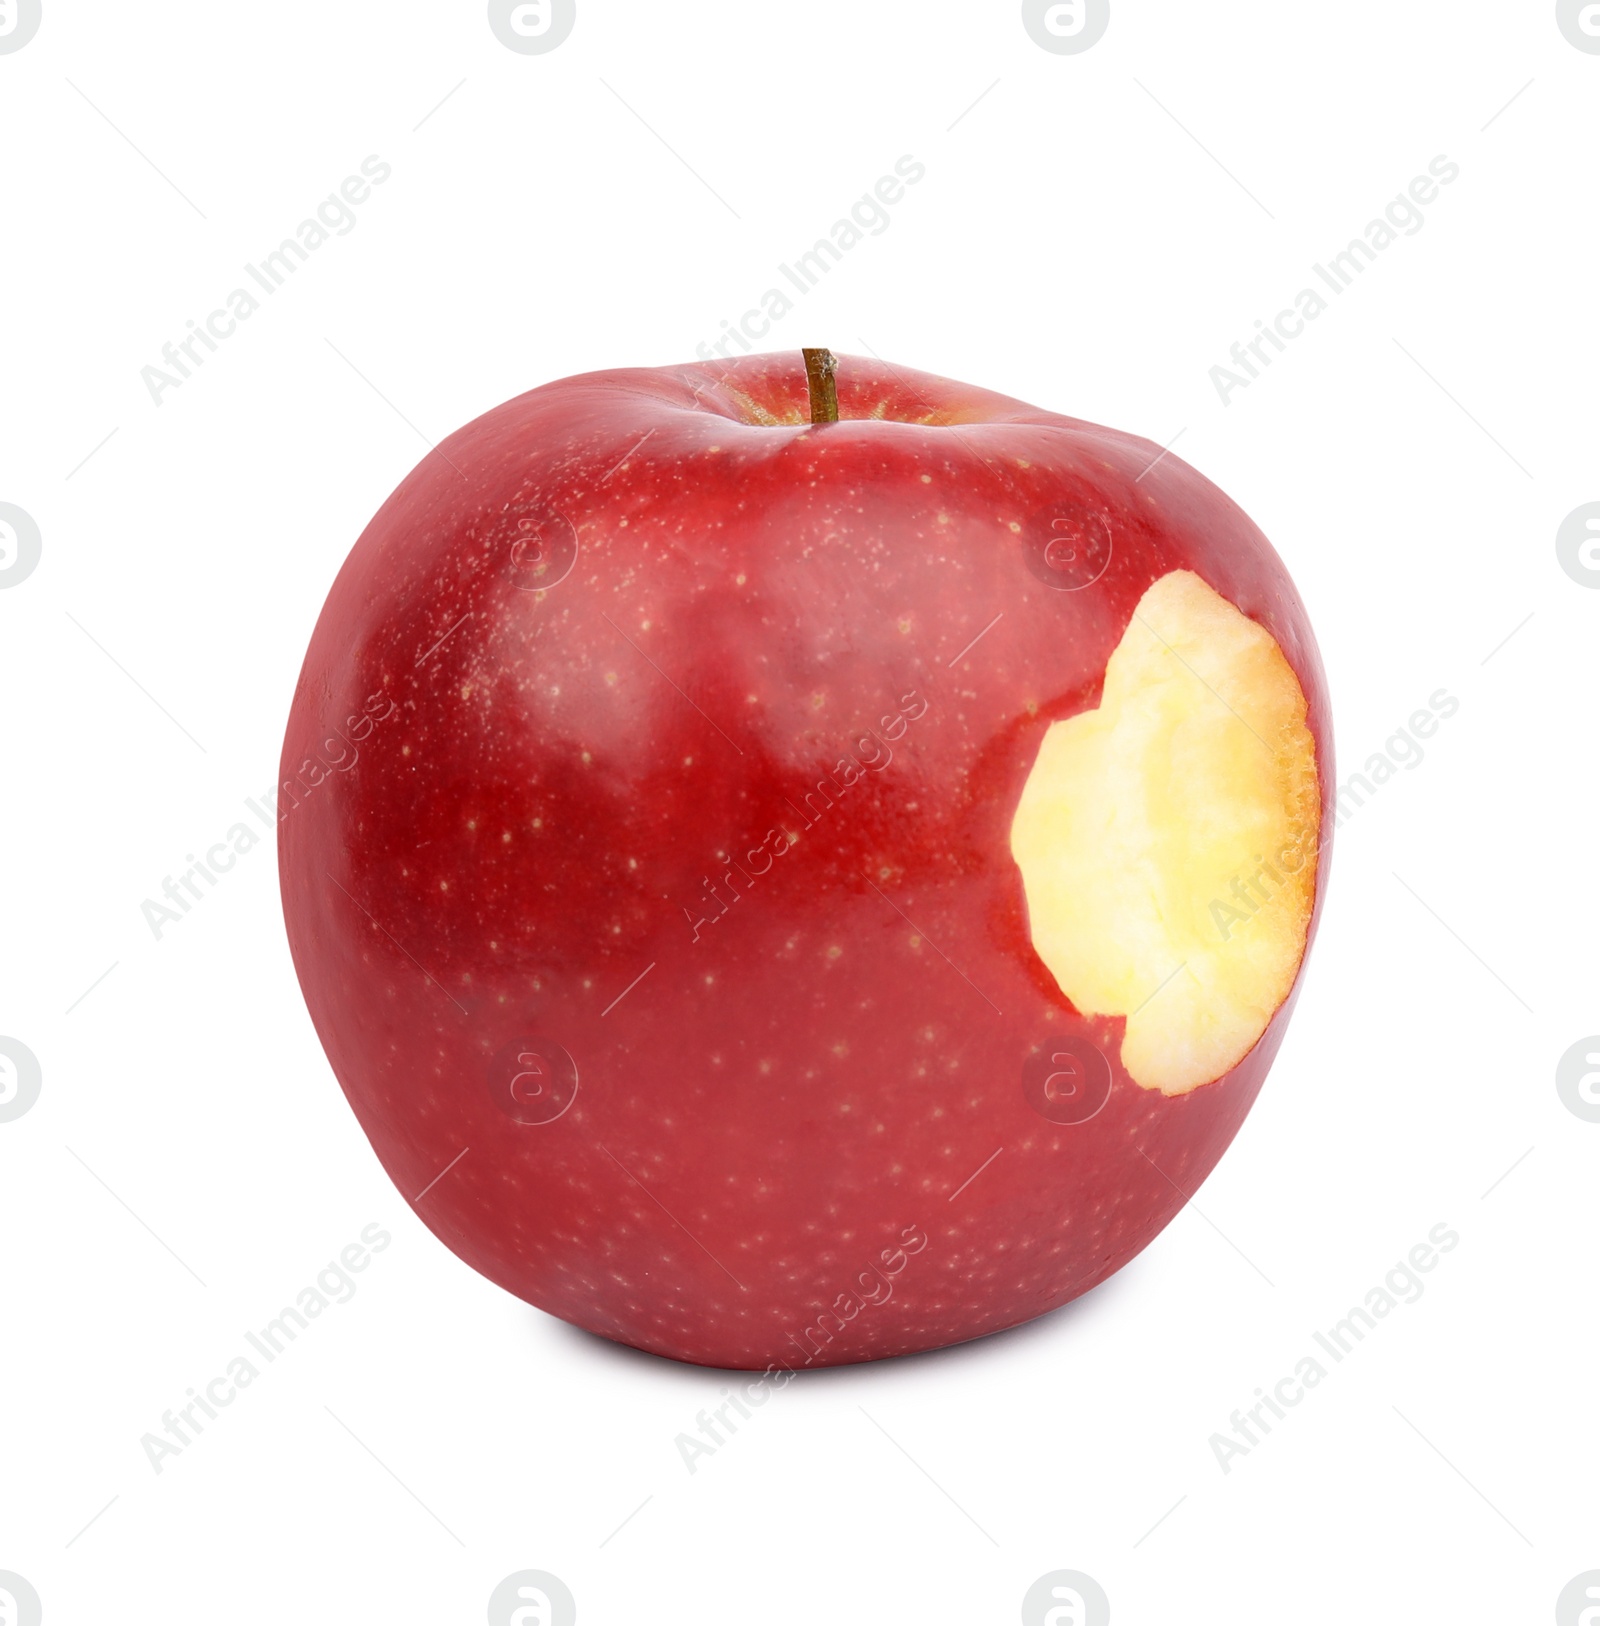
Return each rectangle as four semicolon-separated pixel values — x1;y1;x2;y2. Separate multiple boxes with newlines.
1011;569;1321;1095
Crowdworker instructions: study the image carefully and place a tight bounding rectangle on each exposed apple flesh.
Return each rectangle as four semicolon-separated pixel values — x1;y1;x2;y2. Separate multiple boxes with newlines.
1011;569;1320;1096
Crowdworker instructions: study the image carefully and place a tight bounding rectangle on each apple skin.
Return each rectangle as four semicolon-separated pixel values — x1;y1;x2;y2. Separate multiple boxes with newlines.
278;352;1332;1369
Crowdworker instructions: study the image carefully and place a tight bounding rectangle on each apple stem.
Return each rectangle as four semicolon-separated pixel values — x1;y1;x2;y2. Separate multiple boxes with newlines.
802;349;840;425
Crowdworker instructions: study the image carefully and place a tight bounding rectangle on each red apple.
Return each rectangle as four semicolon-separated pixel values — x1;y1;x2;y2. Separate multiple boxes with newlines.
279;350;1332;1369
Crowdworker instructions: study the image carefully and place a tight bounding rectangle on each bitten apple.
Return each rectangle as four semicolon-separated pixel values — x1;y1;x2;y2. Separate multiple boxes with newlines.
279;349;1331;1369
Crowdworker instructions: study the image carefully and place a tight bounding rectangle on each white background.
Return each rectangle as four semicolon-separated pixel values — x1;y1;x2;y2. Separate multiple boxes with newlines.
2;2;1597;1621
